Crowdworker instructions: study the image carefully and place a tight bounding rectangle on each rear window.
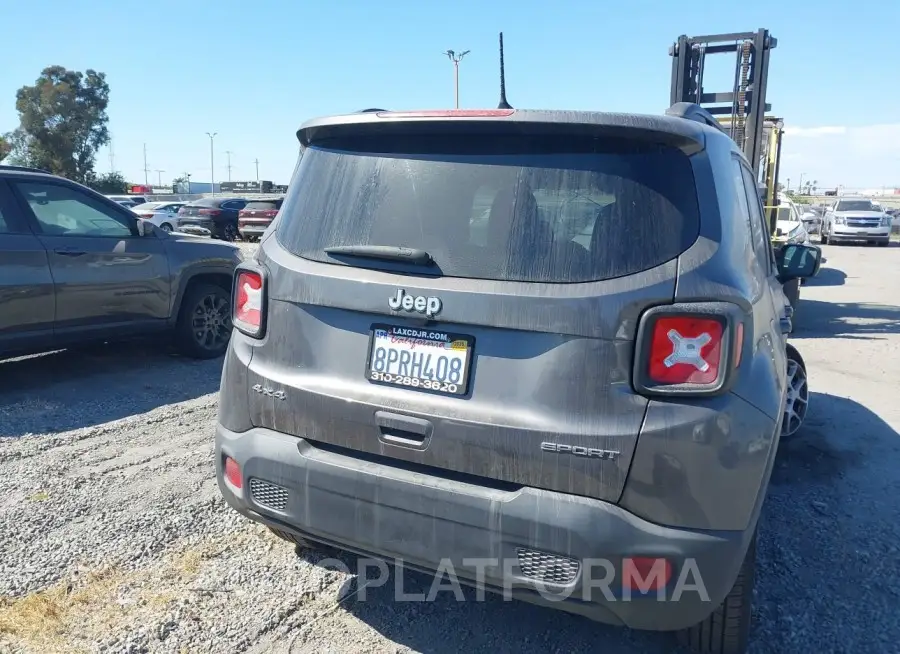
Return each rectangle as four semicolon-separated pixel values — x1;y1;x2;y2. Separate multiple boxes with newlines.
244;200;282;210
189;198;221;207
276;133;700;283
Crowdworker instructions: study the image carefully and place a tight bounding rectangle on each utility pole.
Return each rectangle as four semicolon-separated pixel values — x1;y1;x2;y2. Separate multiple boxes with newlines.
225;150;234;182
185;172;192;194
798;172;806;193
253;158;260;182
108;139;115;173
786;177;790;193
143;143;150;186
155;169;165;186
206;132;218;196
443;49;470;108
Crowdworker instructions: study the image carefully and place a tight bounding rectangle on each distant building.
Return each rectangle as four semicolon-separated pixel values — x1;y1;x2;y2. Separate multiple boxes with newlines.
173;181;220;194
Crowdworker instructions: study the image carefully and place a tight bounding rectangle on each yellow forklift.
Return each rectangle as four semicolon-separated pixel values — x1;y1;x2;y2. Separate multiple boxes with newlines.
669;30;810;312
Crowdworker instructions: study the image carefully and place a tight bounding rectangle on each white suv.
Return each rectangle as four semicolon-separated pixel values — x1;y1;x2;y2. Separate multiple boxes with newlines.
821;198;891;246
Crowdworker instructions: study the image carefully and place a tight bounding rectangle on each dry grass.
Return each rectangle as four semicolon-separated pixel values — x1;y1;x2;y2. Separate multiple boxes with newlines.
0;566;125;653
0;534;241;654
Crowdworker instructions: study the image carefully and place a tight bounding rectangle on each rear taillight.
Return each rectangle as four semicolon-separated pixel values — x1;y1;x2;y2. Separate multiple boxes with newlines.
233;268;265;338
223;456;242;489
199;208;222;216
633;304;742;396
263;210;278;217
238;210;249;217
138;213;155;218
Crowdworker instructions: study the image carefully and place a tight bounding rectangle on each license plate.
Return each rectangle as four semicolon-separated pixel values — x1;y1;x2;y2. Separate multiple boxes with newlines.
366;324;474;396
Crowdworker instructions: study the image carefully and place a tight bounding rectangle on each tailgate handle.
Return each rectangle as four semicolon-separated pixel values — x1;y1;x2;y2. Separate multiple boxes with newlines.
375;411;433;450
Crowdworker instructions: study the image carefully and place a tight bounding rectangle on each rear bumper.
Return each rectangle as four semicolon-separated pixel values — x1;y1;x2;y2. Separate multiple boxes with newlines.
216;423;754;632
180;219;232;239
831;226;890;241
238;225;268;237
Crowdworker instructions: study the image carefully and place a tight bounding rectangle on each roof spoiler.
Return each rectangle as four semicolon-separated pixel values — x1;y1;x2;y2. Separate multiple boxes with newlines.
0;164;52;174
666;102;726;134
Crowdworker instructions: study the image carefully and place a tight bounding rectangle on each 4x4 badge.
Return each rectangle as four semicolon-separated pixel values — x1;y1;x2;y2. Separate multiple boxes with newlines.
388;289;442;318
252;384;286;400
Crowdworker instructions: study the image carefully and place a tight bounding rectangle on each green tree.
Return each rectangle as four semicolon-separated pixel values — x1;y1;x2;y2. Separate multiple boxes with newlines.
0;134;10;162
86;171;128;194
8;66;111;182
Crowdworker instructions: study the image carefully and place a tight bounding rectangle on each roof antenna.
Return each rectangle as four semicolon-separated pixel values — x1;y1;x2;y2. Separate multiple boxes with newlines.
497;32;512;109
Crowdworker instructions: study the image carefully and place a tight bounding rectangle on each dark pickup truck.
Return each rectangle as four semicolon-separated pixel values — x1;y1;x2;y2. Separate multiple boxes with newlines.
0;165;243;359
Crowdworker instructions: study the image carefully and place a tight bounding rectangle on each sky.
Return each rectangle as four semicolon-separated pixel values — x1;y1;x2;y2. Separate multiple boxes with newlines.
1;0;898;190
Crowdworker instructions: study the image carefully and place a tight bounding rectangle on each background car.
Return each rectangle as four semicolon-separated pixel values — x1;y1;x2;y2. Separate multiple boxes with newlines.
0;165;242;359
132;201;187;231
821;197;892;246
773;193;812;247
237;196;284;241
106;194;150;206
177;197;248;240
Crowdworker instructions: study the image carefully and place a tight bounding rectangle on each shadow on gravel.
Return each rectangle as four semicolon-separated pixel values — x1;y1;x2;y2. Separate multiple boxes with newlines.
770;392;872;487
760;392;900;653
802;266;846;287
0;343;222;437
791;299;900;339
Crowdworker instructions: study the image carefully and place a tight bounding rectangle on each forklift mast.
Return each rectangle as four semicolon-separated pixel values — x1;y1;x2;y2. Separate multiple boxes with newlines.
669;29;781;233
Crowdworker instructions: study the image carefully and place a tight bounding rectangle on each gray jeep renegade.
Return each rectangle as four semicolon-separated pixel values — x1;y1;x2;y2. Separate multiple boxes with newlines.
215;106;820;653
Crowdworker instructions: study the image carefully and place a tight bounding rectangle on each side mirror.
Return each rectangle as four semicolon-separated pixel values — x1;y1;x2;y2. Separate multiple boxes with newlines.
135;218;159;237
777;243;821;281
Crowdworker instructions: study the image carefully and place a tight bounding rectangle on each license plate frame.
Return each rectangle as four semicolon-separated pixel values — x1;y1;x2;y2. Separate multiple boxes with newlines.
365;323;475;396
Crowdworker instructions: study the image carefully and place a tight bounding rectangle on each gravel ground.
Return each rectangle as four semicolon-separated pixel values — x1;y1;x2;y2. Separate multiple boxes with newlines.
1;241;899;654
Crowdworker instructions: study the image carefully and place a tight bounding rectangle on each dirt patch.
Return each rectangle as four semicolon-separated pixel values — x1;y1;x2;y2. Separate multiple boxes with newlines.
0;532;256;653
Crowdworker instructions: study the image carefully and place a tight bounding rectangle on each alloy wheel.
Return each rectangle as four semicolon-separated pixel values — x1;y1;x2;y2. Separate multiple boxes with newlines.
190;293;232;352
781;358;809;437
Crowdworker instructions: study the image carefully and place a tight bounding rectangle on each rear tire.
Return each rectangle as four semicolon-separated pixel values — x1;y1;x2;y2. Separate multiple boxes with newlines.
173;283;232;359
677;533;756;654
269;527;313;550
160;223;173;232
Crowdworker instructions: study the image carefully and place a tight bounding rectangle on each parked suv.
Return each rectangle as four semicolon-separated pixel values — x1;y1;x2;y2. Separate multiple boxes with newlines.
215;107;819;653
237;197;284;241
178;197;248;240
821;197;892;246
0;166;242;359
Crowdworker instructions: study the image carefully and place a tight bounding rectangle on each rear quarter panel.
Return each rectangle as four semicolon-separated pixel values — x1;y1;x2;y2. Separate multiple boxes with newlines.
620;142;786;532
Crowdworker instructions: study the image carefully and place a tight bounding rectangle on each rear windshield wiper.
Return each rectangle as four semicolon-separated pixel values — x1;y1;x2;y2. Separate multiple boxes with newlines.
324;245;434;266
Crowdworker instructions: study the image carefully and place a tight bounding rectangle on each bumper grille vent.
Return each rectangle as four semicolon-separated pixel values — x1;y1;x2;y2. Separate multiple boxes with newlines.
249;478;289;511
516;547;580;585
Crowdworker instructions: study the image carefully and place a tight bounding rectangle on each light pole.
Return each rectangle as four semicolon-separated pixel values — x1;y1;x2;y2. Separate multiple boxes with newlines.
155;169;165;186
253;158;260;182
185;172;192;194
798;172;807;194
206;132;218;196
143;143;150;186
443;49;470;108
225;150;234;182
